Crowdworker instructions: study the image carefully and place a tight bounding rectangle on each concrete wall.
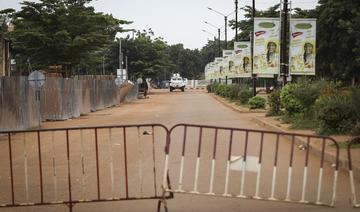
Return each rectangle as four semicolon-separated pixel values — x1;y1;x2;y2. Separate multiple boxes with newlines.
0;76;137;131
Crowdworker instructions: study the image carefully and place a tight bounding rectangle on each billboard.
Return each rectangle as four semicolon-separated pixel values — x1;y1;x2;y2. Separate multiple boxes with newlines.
253;18;281;75
223;50;234;58
222;50;235;78
215;57;224;79
234;41;252;77
289;19;316;75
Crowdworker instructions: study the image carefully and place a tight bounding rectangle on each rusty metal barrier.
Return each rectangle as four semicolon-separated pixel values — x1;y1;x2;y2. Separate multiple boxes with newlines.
0;124;173;211
347;137;360;208
160;123;340;208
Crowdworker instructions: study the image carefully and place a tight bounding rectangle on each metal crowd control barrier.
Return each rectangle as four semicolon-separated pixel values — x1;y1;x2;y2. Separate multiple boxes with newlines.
160;124;340;208
0;124;172;211
348;137;360;208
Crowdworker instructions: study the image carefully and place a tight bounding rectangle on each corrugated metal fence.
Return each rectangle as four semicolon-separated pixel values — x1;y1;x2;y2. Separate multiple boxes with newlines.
0;76;136;131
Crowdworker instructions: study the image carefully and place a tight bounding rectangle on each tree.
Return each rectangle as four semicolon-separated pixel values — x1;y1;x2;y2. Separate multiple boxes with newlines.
167;44;204;79
105;29;174;80
229;4;280;41
317;0;360;82
3;0;129;75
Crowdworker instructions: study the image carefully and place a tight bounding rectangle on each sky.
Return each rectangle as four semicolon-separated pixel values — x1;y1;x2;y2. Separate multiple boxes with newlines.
0;0;318;49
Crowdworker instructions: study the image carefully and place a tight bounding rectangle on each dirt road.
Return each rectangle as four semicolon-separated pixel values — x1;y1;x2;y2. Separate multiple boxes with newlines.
0;89;357;212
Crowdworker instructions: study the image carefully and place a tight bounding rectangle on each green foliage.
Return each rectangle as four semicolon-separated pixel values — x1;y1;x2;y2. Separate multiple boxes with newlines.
227;84;242;99
248;96;266;109
287;112;318;130
229;4;281;40
266;89;282;116
350;87;360;135
278;81;360;135
207;84;215;93
315;91;355;135
317;0;360;82
214;84;227;97
238;88;252;104
280;83;303;115
292;81;321;112
7;0;129;74
210;83;252;105
349;87;360;123
168;44;203;80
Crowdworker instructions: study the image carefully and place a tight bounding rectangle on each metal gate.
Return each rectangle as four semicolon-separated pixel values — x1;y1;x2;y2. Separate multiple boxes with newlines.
160;124;339;208
0;124;173;211
348;136;360;208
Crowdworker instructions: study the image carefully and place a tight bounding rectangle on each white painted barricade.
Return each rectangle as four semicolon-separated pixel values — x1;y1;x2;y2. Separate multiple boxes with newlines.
230;156;260;173
347;137;360;208
161;123;340;209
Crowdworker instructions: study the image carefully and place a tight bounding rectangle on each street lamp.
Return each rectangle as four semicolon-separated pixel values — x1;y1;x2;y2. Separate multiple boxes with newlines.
115;33;123;71
207;7;236;49
204;21;222;57
202;29;218;58
235;0;238;42
251;0;256;96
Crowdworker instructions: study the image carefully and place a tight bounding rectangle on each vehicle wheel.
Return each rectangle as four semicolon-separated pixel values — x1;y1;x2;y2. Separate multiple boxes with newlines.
181;87;185;92
170;88;173;92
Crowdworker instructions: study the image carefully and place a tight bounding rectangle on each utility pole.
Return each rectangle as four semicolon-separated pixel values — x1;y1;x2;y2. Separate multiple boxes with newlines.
235;0;238;42
202;28;221;57
218;28;221;57
225;16;228;49
125;56;128;79
102;55;105;75
119;38;122;70
207;7;234;50
251;0;256;96
214;36;217;58
281;0;289;85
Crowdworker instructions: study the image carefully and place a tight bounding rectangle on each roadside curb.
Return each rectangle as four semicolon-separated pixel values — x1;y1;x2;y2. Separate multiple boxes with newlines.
208;92;356;174
251;118;342;166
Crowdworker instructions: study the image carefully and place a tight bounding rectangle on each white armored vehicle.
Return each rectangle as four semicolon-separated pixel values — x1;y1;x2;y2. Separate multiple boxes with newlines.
169;73;185;92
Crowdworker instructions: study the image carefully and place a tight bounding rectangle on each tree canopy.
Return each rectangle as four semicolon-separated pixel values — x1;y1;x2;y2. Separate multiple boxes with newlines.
2;0;130;75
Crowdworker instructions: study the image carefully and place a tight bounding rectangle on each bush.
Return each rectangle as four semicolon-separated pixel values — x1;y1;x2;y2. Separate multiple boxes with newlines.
349;87;360;135
248;96;266;109
315;92;355;135
228;84;242;100
207;84;214;93
280;83;303;115
214;84;226;96
238;89;252;104
292;81;321;112
267;89;282;116
210;83;252;105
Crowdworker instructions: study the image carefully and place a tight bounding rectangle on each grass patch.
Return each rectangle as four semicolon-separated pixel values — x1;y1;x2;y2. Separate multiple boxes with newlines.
330;141;360;149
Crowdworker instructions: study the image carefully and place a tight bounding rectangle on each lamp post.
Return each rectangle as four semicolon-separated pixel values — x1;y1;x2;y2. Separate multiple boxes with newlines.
202;29;218;58
281;0;289;85
235;0;238;42
251;0;256;96
207;7;235;49
204;21;222;57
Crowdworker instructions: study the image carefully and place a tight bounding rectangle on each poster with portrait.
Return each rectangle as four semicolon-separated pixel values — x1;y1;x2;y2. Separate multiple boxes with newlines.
253;18;280;75
204;63;210;80
289;19;316;75
221;50;234;77
234;41;252;77
208;62;216;80
214;57;224;79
